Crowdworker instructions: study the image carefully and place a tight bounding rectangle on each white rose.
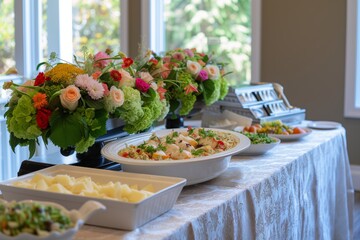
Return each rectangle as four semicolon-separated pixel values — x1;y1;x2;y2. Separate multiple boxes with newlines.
139;72;154;83
118;69;135;87
105;86;124;112
60;85;81;111
204;65;220;80
186;60;201;76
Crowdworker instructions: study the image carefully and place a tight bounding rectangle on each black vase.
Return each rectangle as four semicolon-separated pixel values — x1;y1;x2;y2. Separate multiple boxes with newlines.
165;116;184;129
75;141;105;167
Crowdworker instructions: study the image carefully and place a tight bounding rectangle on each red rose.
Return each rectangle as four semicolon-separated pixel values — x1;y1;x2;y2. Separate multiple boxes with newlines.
149;58;158;65
36;108;52;130
34;72;49;86
110;70;122;82
122;57;134;68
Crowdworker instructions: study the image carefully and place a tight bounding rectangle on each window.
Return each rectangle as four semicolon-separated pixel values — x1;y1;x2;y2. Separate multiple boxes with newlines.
145;0;261;85
345;0;360;118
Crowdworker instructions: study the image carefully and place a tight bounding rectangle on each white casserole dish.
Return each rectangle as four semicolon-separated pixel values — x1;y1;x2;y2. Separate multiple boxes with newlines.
0;165;186;230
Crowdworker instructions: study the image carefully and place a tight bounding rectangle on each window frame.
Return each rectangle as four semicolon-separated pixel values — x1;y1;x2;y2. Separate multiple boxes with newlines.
345;0;360;118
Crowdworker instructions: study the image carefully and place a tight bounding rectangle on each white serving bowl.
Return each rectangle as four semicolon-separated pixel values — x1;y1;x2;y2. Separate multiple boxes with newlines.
101;128;251;185
0;199;105;240
236;137;281;156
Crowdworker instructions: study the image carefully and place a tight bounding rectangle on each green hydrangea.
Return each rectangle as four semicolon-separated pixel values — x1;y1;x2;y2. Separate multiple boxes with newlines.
75;136;96;153
117;86;144;123
7;95;41;140
173;72;197;116
219;76;229;100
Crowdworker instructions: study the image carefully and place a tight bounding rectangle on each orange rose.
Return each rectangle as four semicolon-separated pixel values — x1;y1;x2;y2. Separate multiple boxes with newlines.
60;85;81;111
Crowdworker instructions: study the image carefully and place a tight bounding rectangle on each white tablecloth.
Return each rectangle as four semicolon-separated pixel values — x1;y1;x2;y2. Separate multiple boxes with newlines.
75;126;354;240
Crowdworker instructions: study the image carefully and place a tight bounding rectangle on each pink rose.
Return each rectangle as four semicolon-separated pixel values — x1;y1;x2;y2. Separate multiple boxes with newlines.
135;78;151;92
184;48;194;57
102;83;110;96
172;52;184;61
105;86;124;112
94;51;111;68
204;65;220;80
186;60;201;76
60;85;81;111
197;69;208;81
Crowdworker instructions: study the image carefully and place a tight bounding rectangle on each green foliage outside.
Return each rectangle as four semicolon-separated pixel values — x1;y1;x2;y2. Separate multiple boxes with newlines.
0;0;15;74
164;0;251;85
0;0;250;84
72;0;121;56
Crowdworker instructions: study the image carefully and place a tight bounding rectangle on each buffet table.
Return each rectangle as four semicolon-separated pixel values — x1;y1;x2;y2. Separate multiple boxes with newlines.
74;124;353;239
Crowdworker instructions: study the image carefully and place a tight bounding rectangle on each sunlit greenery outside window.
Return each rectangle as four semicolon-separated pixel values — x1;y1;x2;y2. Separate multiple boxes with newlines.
40;0;121;59
0;0;15;75
72;0;121;56
164;0;251;85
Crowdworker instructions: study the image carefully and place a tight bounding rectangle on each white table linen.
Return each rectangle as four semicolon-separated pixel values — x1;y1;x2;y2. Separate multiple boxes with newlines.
74;126;354;240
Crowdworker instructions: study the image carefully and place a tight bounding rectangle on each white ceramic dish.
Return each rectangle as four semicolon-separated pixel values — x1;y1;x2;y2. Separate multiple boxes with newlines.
0;165;186;230
307;121;341;130
101;128;251;185
269;128;312;141
0;199;105;240
236;137;281;156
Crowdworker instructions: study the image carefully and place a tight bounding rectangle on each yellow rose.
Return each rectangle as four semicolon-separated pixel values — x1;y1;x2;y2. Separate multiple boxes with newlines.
60;85;81;111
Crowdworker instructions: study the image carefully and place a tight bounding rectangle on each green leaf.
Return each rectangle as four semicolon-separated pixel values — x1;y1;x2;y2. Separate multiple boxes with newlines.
142;88;156;103
169;99;180;113
49;110;87;148
90;109;108;137
9;133;19;153
84;96;105;109
29;140;36;158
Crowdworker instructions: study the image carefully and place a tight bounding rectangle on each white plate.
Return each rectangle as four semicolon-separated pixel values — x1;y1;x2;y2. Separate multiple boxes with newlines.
0;165;186;230
236;137;281;156
307;121;341;130
101;128;251;185
269;128;312;141
0;199;105;240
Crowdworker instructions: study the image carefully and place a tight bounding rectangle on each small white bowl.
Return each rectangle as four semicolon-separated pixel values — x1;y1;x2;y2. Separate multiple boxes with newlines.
101;128;251;185
0;199;105;240
236;137;281;156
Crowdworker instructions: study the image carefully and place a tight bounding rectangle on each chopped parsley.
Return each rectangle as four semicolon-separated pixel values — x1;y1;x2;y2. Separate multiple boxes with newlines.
188;127;194;135
172;131;179;137
198;128;216;138
157;143;167;151
191;149;205;156
166;135;175;144
138;143;156;153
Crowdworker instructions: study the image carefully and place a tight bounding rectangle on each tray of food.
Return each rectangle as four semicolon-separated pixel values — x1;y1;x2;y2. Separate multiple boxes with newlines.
242;121;311;141
0;199;104;240
0;165;186;230
101;127;250;185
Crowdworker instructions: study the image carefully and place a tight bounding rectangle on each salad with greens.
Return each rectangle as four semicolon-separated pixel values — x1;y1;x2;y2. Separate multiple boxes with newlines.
240;132;277;145
0;201;74;237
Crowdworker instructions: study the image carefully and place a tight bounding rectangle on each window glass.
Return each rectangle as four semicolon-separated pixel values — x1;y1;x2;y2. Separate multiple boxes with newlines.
42;0;48;58
0;0;15;74
164;0;251;85
72;0;121;55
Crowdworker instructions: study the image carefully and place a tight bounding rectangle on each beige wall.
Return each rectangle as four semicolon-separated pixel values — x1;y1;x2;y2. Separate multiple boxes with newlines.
261;0;360;165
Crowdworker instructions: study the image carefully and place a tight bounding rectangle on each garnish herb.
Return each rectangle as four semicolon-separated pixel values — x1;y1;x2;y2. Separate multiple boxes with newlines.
191;149;205;156
166;135;175;144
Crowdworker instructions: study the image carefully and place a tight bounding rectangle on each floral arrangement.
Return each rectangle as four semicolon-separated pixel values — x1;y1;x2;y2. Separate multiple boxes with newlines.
2;47;229;158
3;48;168;157
141;48;229;117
